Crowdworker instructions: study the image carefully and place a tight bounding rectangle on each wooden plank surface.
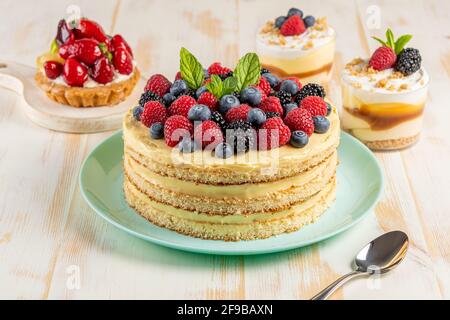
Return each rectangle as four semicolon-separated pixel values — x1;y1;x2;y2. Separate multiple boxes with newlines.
0;0;449;299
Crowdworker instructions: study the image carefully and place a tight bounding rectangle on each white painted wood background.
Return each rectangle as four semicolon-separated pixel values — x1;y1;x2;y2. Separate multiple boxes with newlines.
0;0;449;299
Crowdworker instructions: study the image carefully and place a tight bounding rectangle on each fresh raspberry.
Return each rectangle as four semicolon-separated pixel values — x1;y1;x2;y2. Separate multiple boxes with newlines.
252;85;267;101
369;46;397;71
164;115;193;147
197;92;218;111
284;76;302;90
144;74;172;97
257;76;271;96
225;104;252;122
259;117;291;150
194;120;224;149
284;108;314;136
280;15;306;36
259;96;283;116
140;101;167;127
175;71;182;80
300;96;327;117
207;62;231;75
168;95;197;117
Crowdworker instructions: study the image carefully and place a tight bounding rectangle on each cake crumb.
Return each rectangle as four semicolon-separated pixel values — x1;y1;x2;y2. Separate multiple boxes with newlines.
375;78;388;88
303;41;314;49
399;83;409;91
351;82;362;89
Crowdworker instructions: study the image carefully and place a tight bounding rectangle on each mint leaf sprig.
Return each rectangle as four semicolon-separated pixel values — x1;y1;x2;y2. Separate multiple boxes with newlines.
180;47;204;90
233;53;261;92
206;75;237;99
372;29;412;55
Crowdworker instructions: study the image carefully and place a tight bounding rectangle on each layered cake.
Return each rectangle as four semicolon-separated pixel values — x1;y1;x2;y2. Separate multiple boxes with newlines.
256;7;336;85
341;29;428;150
36;17;139;107
123;49;340;241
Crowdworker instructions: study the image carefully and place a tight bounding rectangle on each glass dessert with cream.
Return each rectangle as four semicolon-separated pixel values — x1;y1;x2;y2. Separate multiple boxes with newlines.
341;29;428;150
256;7;336;85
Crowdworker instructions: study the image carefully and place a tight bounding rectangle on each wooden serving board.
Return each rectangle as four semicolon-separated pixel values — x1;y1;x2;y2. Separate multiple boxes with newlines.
0;60;145;133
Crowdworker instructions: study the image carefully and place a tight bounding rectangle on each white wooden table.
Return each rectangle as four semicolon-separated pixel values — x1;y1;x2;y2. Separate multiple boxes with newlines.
0;0;449;300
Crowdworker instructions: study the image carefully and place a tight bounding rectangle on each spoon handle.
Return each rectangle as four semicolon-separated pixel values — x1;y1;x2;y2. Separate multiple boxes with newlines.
311;270;366;300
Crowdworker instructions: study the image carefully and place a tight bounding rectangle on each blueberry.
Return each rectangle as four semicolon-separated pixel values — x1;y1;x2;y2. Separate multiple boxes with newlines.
132;106;143;121
170;79;188;96
150;122;164;139
195;86;208;99
283;103;298;116
313;116;330;133
219;94;240;114
280;80;299;95
188;104;211;121
287;8;303;18
290;130;309;148
247;108;267;127
215;142;233;159
275;16;286;29
303;15;316;28
262;73;280;88
162;93;176;107
240;87;262;106
203;68;210;79
326;102;332;116
178;137;197;153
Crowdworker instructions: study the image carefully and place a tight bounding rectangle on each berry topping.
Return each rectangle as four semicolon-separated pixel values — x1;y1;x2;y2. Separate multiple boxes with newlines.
139;91;162;107
197;92;218;111
369;46;397;71
188;104;212;122
195;86;208;99
284;108;314;136
300;96;327;117
395;48;422;76
259;96;283;116
240;86;262;106
162;93;176;107
140;101;167;127
275;16;287;29
113;47;133;75
194;120;224;149
294;83;326;104
284;76;302;90
43;61;63;79
260;68;270;75
150;122;164;139
207;62;231;75
111;34;133;57
55;19;74;46
257;76;272;96
73;18;109;44
132;106;143;121
144;74;171;97
63;58;88;87
225;120;256;154
273;90;292;107
280;79;300;95
287;8;304;18
59;39;102;66
164;115;193;147
247;108;267;127
210;111;227;131
168;95;197;117
90;56;114;84
262;73;281;88
313;116;330;133
260;117;291;150
215;142;233;159
219;94;240;114
326;102;332;116
175;71;182;81
170;79;189;96
225;104;252;123
303;16;316;28
265;112;281;119
290;131;309;148
283;103;298;116
280;15;306;37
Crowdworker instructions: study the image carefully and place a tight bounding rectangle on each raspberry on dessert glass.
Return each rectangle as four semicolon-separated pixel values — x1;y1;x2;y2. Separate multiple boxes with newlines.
341;29;429;150
123;48;340;241
256;7;336;85
35;17;140;108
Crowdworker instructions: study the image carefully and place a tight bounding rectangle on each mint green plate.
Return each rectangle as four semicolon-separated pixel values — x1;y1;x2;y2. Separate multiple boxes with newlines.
80;131;383;255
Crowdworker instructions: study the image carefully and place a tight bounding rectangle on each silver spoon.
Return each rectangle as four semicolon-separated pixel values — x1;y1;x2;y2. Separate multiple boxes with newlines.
311;230;409;300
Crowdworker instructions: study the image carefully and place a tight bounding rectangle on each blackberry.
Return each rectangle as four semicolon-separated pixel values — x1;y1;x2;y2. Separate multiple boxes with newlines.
183;89;196;98
219;71;233;80
210;111;227;131
260;68;270;75
139;91;161;107
224;120;256;154
395;48;422;76
294;83;326;104
274;90;292;106
232;91;241;102
265;112;280;119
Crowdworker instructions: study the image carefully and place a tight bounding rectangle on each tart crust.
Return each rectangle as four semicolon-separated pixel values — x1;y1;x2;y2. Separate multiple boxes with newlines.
35;67;140;108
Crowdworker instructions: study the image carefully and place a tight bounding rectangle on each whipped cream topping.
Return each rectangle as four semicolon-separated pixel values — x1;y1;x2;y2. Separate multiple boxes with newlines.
342;58;429;94
45;61;137;88
257;18;335;52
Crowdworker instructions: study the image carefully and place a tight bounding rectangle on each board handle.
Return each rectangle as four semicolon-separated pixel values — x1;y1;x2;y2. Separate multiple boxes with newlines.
0;61;25;95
